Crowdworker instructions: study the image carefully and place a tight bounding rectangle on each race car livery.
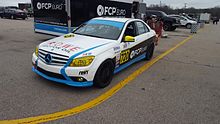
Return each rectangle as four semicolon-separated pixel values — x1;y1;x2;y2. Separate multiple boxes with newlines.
32;17;156;88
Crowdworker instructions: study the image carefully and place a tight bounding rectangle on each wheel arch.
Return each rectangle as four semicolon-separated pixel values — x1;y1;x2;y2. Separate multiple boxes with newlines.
90;50;116;80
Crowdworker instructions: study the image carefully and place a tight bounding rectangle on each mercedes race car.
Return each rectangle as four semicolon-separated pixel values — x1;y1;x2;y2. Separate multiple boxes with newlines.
32;17;156;88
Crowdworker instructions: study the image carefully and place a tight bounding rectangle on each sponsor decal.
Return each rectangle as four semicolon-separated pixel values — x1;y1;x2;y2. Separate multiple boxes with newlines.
97;5;126;16
130;48;143;59
42;42;82;53
115;54;120;68
64;34;74;38
114;46;120;54
82;53;92;56
120;49;130;64
79;70;89;75
113;46;120;51
36;2;64;10
123;42;130;49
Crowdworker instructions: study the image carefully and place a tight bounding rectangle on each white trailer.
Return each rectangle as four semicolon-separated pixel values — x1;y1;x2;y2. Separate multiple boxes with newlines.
200;13;211;24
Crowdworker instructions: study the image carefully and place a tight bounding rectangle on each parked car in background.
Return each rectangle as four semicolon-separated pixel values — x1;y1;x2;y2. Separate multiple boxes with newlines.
1;8;27;20
146;10;181;31
169;15;197;29
0;6;4;18
183;15;197;21
18;3;33;17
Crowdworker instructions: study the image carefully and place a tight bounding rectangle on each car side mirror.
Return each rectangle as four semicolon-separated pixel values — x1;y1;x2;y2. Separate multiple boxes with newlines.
124;36;135;42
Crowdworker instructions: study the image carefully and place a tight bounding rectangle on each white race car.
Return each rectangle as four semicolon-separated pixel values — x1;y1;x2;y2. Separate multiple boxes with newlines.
32;17;156;88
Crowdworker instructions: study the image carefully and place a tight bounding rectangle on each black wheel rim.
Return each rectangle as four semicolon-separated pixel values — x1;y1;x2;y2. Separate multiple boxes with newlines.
164;25;169;31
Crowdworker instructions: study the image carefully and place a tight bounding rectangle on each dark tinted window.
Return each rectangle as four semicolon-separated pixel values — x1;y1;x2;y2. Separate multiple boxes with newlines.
124;22;137;37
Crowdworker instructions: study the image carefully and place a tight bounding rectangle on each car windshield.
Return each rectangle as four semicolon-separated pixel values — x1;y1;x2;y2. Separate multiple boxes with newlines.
185;15;193;20
73;19;125;40
161;12;168;16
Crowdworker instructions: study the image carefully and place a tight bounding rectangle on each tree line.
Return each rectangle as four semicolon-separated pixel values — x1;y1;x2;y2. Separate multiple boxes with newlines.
147;4;220;18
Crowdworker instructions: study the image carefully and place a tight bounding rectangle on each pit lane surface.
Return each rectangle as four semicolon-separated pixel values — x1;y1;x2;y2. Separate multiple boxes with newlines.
0;18;220;124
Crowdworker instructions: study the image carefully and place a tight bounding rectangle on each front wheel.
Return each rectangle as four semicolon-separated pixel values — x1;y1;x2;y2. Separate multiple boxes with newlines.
145;43;155;61
10;15;15;19
94;60;114;88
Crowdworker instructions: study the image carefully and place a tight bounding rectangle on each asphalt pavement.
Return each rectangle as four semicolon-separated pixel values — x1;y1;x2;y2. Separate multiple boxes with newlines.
0;18;220;124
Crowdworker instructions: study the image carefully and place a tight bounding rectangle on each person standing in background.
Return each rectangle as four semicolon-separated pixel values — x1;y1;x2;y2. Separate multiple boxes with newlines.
154;17;164;46
146;15;163;46
213;17;219;25
147;15;157;30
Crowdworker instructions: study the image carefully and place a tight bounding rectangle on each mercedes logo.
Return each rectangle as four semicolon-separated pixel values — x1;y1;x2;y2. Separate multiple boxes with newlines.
45;54;52;64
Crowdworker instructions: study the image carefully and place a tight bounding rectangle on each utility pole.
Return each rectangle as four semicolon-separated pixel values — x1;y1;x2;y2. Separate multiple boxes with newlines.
184;3;187;9
160;1;162;7
184;3;187;13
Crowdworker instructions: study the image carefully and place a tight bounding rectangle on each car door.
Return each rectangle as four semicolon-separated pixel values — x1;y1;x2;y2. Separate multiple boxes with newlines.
129;21;154;60
118;21;154;66
118;21;138;66
179;16;188;26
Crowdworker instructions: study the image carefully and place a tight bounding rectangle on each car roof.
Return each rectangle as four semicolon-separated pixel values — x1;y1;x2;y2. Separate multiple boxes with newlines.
93;17;136;23
146;10;163;12
169;14;179;16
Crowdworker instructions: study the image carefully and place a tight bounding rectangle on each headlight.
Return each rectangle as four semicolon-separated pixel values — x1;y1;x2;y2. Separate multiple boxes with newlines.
69;56;95;67
35;46;39;56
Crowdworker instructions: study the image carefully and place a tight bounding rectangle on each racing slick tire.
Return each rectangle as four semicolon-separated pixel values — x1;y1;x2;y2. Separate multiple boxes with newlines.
145;43;155;61
94;59;114;88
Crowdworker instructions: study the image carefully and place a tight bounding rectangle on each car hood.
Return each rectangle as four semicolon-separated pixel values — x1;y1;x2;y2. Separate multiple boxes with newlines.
188;20;197;24
39;33;115;57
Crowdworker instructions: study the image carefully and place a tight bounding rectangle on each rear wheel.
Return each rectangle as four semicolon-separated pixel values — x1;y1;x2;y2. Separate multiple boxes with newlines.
145;43;155;61
186;23;192;29
94;60;114;88
170;26;177;31
163;23;171;31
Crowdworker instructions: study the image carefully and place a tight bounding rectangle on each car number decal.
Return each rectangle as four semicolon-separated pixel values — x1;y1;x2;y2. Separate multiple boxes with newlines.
120;49;130;64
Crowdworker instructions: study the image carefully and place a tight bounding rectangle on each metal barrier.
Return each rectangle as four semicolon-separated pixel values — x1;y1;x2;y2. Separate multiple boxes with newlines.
191;23;198;33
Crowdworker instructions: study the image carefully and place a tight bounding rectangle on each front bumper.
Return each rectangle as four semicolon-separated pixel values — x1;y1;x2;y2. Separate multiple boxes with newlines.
32;66;93;87
172;23;181;27
32;53;94;87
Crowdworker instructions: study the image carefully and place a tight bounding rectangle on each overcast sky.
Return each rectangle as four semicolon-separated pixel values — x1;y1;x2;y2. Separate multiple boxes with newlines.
0;0;220;8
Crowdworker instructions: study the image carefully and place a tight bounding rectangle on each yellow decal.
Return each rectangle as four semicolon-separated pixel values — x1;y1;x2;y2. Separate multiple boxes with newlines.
64;34;74;38
120;49;130;64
